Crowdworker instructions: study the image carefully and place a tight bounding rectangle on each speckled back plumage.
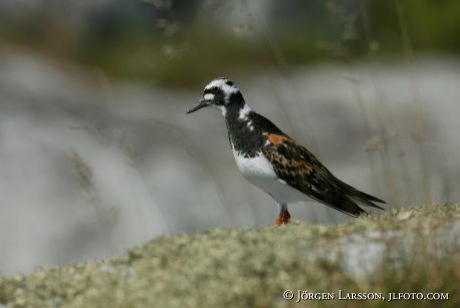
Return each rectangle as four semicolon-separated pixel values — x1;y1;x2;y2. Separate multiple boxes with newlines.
187;77;385;225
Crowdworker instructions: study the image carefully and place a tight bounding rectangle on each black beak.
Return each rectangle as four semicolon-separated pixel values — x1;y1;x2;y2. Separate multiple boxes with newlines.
186;98;209;114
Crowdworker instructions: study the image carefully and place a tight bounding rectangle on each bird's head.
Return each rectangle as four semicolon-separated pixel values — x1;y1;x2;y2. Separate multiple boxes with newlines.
186;77;246;116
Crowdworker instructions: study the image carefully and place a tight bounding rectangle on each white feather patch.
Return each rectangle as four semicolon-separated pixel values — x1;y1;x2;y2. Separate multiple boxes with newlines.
205;78;239;96
231;145;308;204
238;104;252;120
247;120;254;131
232;148;277;179
204;93;215;101
216;105;227;116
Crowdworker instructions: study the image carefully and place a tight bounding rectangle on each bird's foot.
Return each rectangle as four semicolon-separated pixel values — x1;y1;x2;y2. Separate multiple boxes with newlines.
275;210;291;227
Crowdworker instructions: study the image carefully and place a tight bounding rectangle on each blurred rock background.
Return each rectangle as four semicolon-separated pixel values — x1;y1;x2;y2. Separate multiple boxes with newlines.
1;0;460;276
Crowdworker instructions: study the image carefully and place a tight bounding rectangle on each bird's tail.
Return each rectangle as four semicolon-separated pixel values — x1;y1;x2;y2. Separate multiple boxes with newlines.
335;178;385;210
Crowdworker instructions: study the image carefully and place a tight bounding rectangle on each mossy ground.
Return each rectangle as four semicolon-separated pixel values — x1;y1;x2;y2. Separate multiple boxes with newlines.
1;204;459;308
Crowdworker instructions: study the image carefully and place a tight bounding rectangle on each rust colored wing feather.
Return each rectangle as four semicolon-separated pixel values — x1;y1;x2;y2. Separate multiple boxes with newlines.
262;133;385;216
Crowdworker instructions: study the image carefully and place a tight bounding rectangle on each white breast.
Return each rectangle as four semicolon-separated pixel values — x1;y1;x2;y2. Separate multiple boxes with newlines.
231;147;307;204
232;148;277;179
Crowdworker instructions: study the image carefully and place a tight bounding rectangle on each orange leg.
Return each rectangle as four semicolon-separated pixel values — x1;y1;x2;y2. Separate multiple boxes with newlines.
275;204;291;226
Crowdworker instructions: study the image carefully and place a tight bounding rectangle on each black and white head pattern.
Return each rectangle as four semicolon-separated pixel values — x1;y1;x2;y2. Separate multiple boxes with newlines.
202;77;246;116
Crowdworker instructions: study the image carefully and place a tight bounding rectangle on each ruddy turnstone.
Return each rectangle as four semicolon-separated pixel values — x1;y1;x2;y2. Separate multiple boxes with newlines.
187;77;385;226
